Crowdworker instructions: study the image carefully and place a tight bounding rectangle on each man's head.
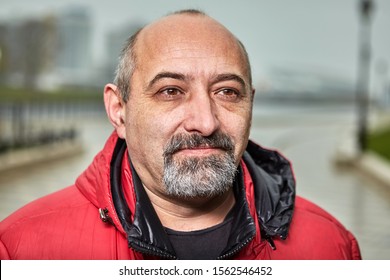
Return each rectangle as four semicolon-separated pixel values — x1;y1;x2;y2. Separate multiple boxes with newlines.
104;9;255;200
114;10;253;103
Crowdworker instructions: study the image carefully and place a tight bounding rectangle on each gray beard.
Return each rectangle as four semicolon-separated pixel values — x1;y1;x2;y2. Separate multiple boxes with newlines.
163;153;237;198
162;132;237;198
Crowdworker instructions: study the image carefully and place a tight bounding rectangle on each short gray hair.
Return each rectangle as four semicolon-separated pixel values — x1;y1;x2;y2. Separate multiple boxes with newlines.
113;27;143;103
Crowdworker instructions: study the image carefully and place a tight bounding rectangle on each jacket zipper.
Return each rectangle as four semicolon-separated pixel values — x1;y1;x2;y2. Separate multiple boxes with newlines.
217;232;278;260
217;235;255;259
128;241;177;259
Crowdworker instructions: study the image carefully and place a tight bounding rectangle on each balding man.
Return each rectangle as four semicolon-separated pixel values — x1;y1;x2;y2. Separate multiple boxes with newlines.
0;10;361;260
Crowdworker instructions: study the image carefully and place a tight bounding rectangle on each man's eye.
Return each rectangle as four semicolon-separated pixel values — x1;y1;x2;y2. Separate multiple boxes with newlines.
158;88;183;99
215;88;240;100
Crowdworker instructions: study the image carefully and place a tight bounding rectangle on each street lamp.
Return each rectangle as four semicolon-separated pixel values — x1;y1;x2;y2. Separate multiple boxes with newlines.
356;0;374;153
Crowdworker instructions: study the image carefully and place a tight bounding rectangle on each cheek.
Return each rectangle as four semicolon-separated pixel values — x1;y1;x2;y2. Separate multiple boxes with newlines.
221;110;252;157
124;110;168;181
125;106;182;157
127;113;159;151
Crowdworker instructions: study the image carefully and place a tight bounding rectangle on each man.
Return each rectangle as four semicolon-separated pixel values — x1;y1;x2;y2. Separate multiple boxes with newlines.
0;10;361;260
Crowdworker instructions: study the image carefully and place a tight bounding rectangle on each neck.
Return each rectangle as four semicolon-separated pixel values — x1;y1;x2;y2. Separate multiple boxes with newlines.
143;186;236;232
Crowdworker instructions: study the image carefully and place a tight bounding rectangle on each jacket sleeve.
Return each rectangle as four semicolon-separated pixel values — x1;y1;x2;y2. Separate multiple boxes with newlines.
0;239;11;260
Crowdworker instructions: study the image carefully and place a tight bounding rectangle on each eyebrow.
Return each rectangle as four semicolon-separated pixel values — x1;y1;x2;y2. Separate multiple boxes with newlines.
147;72;186;90
211;73;246;89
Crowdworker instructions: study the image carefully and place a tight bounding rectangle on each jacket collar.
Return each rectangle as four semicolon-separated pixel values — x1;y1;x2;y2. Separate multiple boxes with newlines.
244;140;295;240
75;132;126;233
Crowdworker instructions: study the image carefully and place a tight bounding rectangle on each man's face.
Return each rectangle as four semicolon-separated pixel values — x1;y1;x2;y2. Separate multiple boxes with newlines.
123;15;253;199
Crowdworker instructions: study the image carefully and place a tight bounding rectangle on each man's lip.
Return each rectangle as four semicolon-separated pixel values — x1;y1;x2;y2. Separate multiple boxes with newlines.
174;147;223;155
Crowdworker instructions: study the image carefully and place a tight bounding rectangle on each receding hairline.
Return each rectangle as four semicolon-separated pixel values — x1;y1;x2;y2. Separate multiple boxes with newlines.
135;10;252;83
115;9;252;102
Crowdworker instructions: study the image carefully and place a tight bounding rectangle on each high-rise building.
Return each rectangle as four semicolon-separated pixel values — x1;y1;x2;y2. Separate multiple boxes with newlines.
56;6;92;86
105;22;144;82
0;15;57;89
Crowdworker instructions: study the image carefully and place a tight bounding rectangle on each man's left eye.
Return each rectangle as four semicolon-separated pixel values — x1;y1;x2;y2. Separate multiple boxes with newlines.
216;88;240;99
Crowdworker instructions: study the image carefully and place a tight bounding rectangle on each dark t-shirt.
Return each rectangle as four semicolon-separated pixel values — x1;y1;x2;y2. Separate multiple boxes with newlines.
164;212;234;260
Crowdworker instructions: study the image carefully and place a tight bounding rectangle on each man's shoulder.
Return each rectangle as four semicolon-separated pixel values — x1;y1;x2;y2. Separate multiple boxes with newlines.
273;196;361;259
0;185;90;234
0;185;106;259
293;196;347;230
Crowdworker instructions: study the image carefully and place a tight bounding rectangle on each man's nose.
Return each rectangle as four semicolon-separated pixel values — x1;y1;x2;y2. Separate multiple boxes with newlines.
182;92;220;136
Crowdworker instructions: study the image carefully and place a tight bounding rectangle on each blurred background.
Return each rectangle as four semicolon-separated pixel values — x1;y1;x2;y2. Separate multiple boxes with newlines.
0;0;389;259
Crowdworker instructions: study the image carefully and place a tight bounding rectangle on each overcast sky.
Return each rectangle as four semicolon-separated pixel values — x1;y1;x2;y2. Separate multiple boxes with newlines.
1;0;389;88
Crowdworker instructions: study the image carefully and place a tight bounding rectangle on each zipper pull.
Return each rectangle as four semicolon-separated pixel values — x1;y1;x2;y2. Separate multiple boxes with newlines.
99;208;113;224
265;235;277;250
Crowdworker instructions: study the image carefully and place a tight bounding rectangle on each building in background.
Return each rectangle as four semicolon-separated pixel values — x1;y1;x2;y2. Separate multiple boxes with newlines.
256;66;357;104
0;23;7;84
55;6;92;88
0;6;94;91
0;15;57;90
0;5;147;91
104;22;144;83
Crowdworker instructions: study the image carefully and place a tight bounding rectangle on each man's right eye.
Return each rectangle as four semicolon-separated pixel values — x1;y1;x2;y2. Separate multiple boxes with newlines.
157;88;184;99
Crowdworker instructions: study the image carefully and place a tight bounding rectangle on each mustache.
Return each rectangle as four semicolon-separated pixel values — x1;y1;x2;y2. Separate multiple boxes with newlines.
163;132;234;156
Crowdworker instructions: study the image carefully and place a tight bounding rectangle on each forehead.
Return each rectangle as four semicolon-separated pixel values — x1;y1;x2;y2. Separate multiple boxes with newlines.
133;14;248;79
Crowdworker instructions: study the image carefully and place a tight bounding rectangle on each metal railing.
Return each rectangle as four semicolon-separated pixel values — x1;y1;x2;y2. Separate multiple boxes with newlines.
0;101;104;152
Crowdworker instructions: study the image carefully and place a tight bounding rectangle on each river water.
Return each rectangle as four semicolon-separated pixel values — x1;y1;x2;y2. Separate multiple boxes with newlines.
0;102;389;259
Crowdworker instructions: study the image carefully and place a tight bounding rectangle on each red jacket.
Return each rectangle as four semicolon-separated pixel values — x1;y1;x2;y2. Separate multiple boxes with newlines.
0;132;361;259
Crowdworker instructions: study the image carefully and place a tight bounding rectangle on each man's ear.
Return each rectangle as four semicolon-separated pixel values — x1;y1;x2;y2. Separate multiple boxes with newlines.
251;88;256;102
104;83;126;139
